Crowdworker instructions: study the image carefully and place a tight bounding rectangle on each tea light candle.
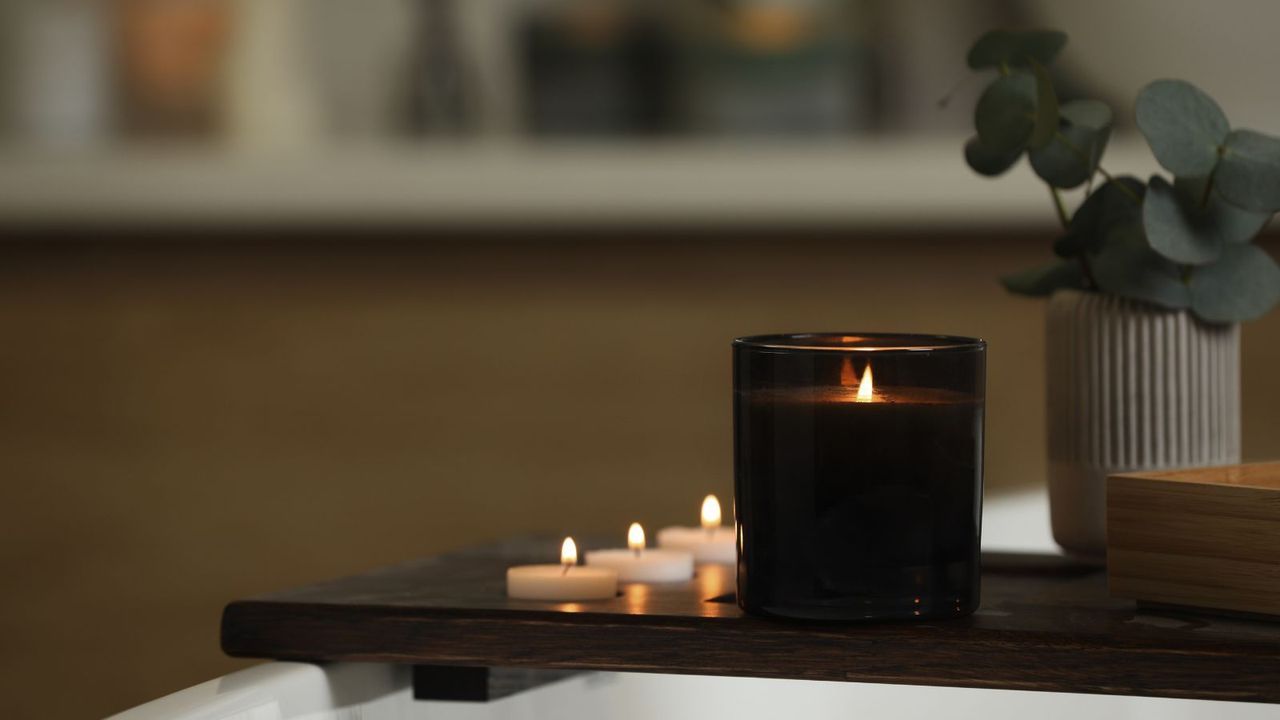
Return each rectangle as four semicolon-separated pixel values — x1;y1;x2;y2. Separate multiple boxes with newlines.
657;495;736;564
507;537;618;601
585;523;694;582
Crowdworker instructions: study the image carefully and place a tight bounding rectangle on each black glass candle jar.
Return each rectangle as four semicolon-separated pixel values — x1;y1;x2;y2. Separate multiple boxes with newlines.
733;333;986;621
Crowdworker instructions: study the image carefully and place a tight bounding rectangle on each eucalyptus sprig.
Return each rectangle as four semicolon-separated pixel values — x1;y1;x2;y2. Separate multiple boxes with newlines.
963;29;1280;323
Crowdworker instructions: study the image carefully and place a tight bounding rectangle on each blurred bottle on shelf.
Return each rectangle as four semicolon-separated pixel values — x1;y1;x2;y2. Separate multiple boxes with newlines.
409;0;474;134
301;0;420;139
2;0;112;148
520;0;675;136
0;0;996;149
114;0;233;138
223;0;323;150
449;0;523;136
680;0;876;136
297;0;489;139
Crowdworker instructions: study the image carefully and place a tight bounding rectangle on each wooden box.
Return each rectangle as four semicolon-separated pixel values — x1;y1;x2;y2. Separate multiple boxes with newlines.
1108;462;1280;617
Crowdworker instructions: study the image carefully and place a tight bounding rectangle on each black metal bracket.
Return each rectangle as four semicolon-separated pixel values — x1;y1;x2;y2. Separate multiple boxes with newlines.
412;665;581;702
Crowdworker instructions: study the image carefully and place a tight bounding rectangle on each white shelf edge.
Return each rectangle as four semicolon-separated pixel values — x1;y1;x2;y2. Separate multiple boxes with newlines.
0;137;1161;229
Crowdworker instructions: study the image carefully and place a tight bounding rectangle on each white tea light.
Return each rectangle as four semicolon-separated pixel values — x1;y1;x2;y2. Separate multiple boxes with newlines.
586;522;694;582
657;494;737;564
507;537;618;601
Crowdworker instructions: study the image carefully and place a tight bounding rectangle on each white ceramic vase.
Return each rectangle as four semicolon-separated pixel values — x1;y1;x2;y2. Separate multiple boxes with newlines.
1045;289;1241;560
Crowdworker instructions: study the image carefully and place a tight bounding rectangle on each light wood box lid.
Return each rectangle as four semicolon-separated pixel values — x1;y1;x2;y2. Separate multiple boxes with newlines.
1107;462;1280;618
1112;462;1280;490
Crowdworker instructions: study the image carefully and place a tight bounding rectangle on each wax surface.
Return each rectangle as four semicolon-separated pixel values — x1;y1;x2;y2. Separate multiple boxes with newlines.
506;564;618;601
758;385;974;406
656;526;736;564
585;548;694;582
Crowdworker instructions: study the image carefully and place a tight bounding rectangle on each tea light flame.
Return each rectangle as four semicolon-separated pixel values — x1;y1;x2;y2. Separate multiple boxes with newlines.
856;363;874;402
701;494;722;529
560;537;578;568
627;522;645;555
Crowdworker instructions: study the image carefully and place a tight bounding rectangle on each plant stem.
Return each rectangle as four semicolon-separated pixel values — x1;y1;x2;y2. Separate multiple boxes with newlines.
1094;164;1142;203
1078;256;1098;291
1199;171;1215;210
1049;186;1070;228
1053;131;1143;204
935;72;969;109
1047;184;1097;291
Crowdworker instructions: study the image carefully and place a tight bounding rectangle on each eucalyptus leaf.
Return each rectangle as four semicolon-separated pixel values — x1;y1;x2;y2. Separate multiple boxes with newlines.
1029;100;1112;188
1143;176;1219;264
1135;79;1228;177
967;30;1068;70
1000;260;1085;297
1189;243;1280;322
1143;175;1270;265
1058;99;1112;131
1178;177;1271;244
964;135;1022;176
1062;175;1145;255
975;73;1038;153
1090;222;1190;309
1028;60;1059;149
1216;129;1280;212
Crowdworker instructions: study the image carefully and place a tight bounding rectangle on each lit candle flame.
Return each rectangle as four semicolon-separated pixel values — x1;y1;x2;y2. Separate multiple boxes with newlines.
701;494;722;530
561;537;577;574
627;522;645;556
856;363;874;402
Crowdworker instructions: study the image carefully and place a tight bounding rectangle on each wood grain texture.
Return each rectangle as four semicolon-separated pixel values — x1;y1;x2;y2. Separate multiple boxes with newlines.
222;536;1280;704
1108;462;1280;618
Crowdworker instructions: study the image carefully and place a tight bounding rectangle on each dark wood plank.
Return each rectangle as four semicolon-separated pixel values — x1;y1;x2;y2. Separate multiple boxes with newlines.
222;537;1280;704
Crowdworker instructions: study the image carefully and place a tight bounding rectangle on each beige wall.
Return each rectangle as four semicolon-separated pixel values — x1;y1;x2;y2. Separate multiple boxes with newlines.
2;232;1278;718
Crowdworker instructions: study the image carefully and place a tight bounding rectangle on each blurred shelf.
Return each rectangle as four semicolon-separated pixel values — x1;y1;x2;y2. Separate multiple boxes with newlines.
0;137;1161;231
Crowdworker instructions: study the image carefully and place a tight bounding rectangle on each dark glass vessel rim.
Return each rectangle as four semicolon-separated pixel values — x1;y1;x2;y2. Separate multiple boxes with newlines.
733;332;986;354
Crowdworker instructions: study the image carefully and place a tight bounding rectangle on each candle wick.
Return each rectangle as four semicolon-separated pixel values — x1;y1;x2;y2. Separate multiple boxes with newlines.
633;548;641;559
561;563;571;576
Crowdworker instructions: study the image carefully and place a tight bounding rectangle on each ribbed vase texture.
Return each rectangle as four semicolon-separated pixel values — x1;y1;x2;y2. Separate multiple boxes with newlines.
1046;290;1241;559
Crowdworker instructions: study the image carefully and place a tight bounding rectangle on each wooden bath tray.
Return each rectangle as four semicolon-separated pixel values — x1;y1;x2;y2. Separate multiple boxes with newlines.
222;536;1280;704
